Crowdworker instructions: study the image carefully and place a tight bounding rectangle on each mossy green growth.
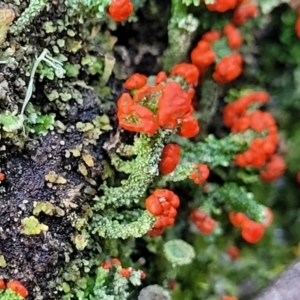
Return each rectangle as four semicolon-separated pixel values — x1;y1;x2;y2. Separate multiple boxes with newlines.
162;0;199;70
218;182;265;222
9;0;48;34
94;129;173;210
0;289;24;300
65;0;111;19
181;0;200;6
81;55;104;75
25;103;55;135
0;112;24;133
64;63;81;77
87;129;173;240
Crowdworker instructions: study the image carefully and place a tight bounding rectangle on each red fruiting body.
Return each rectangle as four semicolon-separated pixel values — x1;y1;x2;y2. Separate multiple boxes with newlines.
223;23;242;49
119;268;131;277
241;219;265;243
112;258;121;265
190;209;207;222
7;281;28;298
190;209;216;234
229;207;272;243
197;216;216;234
206;0;237;12
101;261;112;269
222;91;281;172
159;143;181;175
168;279;176;290
226;245;240;260
191;40;216;68
297;171;300;184
232;2;258;26
170;63;200;85
145;195;164;216
177;114;200;138
222;296;238;300
189;164;210;184
0;279;5;289
117;93;135;114
148;228;164;237
108;0;134;22
202;30;221;43
0;173;4;181
260;155;286;182
124;73;148;90
117;104;158;135
157;82;192;129
296;9;300;38
229;211;249;228
133;84;162;107
155;71;167;85
213;53;243;84
146;189;180;236
140;271;146;279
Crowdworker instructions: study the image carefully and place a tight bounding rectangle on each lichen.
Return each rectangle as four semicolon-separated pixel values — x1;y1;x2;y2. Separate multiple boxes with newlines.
10;0;48;34
20;216;49;235
163;239;195;266
0;8;15;45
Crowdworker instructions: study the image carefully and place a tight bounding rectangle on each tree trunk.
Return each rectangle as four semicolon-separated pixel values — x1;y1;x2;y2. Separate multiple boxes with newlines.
253;259;300;300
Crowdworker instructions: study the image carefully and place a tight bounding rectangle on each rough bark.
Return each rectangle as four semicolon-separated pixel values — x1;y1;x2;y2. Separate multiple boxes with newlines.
253;259;300;300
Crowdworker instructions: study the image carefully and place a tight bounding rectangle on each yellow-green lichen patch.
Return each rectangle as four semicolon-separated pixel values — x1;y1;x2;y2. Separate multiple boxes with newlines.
45;171;67;184
82;153;94;167
0;254;6;268
21;216;49;235
33;201;65;217
0;8;15;45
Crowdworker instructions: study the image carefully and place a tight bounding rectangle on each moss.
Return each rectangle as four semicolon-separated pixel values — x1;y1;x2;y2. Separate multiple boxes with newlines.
0;289;24;300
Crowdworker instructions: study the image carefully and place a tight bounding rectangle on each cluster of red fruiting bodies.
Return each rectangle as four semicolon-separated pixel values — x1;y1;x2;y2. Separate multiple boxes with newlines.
145;141;209;236
189;206;273;244
107;0;265;86
190;209;216;234
204;1;300;41
107;0;258;27
114;0;282;246
145;145;209;236
295;8;300;38
145;163;210;236
146;189;180;237
221;296;238;300
191;25;243;84
101;258;146;279
226;245;240;260
229;207;273;243
204;0;257;23
191;0;258;84
0;279;28;298
223;91;286;181
119;63;200;137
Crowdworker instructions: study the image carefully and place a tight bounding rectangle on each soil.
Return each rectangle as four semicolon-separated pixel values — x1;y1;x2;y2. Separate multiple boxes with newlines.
0;0;170;298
